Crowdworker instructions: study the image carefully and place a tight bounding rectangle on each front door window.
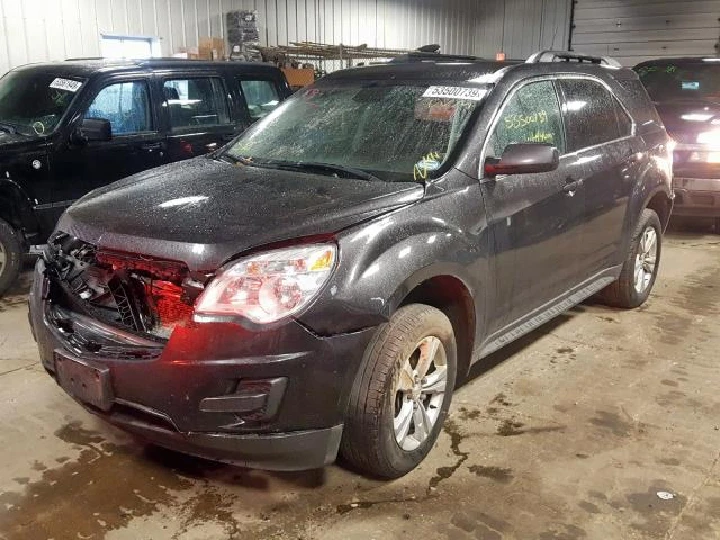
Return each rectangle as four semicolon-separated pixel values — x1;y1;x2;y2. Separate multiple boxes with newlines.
238;79;281;120
486;80;566;159
86;81;152;135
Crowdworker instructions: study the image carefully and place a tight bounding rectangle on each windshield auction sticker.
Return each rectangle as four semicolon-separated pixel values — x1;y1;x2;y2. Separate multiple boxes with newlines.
422;86;487;101
49;78;83;92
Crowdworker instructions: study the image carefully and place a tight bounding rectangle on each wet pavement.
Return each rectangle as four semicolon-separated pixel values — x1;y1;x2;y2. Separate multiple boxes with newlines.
1;222;719;540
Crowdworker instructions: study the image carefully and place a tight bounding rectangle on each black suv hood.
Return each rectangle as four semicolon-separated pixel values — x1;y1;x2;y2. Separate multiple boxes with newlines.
654;99;720;140
59;157;424;271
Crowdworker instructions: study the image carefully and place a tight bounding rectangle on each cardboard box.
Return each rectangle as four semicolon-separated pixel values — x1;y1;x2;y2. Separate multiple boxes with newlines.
199;37;226;61
175;47;200;60
282;68;315;89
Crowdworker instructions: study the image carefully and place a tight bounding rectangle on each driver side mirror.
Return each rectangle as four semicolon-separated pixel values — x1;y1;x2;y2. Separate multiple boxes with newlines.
76;117;111;143
484;143;559;177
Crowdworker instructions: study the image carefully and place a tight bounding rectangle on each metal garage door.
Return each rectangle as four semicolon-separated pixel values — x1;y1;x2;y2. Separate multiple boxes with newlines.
570;0;720;66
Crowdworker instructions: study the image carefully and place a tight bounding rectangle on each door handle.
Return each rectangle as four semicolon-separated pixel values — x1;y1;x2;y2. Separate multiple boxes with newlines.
563;178;583;196
141;142;164;152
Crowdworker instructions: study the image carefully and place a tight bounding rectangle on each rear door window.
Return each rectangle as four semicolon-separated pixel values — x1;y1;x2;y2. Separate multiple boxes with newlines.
559;79;625;152
86;80;152;135
163;78;230;130
486;79;566;158
238;79;281;120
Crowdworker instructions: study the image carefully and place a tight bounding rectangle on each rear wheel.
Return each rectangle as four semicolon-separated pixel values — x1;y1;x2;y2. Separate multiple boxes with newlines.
597;209;661;309
340;304;457;479
0;218;22;297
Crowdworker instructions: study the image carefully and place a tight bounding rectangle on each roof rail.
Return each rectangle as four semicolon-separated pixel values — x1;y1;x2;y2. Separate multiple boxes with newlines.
64;57;210;62
526;50;622;68
390;52;480;63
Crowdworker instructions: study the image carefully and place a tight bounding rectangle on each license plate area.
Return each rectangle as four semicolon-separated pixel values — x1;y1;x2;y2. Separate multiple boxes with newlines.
54;351;113;411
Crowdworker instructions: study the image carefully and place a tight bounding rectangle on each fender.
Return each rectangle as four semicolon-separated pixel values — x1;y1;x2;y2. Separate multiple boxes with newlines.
619;152;673;259
298;174;490;340
0;176;39;245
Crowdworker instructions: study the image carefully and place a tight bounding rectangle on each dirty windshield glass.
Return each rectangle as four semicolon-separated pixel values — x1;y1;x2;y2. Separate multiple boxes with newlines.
636;62;720;102
0;71;84;136
225;83;487;182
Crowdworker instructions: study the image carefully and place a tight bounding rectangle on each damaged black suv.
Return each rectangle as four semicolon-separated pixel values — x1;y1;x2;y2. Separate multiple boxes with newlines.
29;51;672;478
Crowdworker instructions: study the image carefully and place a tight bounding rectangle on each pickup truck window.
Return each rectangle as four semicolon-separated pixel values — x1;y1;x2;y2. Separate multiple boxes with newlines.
239;79;281;120
86;81;152;135
163;78;230;130
0;71;84;136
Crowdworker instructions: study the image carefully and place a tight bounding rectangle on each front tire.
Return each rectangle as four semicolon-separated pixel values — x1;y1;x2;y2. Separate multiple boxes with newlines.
0;218;22;297
597;209;662;309
340;304;457;479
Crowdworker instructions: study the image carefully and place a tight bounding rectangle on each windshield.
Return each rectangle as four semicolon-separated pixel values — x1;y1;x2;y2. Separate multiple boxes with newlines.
0;71;84;136
636;62;720;102
225;82;487;182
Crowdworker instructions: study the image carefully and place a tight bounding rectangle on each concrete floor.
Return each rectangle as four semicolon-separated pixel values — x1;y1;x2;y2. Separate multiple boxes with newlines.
1;223;719;540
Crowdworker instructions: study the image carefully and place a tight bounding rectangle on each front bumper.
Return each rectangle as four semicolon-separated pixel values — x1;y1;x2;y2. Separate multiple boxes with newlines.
29;260;377;470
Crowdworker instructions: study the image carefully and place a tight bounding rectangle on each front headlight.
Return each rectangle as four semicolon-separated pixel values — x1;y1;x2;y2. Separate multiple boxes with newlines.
696;130;720;146
195;244;337;324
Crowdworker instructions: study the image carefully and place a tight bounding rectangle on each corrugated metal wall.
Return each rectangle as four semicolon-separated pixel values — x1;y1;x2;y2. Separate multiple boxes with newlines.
571;0;720;66
475;0;572;59
0;0;572;76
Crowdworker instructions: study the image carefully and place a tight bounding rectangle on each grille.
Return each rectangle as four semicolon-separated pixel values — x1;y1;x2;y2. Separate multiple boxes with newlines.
46;234;201;339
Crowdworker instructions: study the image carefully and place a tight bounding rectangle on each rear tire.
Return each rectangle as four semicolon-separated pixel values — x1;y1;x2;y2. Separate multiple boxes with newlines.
340;304;457;479
597;209;661;309
0;218;22;297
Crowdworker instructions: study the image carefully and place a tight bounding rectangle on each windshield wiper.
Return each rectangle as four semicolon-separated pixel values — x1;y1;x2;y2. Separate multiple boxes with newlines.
217;155;380;181
216;154;261;166
272;161;380;182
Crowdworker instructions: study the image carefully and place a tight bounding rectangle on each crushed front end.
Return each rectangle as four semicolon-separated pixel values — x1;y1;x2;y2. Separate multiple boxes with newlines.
29;232;375;470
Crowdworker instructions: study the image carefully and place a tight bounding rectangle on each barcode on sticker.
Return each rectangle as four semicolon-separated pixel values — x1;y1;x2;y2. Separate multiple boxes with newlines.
49;78;83;92
422;86;487;101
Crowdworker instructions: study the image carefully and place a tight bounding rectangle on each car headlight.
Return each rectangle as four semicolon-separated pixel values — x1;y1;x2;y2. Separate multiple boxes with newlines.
195;244;336;324
696;130;720;146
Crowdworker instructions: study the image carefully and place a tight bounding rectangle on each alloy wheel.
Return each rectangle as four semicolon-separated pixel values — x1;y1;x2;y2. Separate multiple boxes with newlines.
394;335;448;452
0;240;6;275
634;226;658;294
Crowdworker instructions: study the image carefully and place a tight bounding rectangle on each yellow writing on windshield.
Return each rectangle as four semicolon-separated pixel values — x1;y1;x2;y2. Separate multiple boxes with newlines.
504;110;549;130
413;151;443;182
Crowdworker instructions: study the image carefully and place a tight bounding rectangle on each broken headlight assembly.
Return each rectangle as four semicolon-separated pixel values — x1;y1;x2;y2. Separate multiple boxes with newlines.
194;244;337;324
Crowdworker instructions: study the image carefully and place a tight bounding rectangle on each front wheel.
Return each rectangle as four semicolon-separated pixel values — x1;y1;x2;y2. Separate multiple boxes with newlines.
340;304;457;479
0;218;22;297
597;208;662;309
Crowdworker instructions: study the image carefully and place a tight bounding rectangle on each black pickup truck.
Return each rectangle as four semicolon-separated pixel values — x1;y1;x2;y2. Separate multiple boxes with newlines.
0;58;290;294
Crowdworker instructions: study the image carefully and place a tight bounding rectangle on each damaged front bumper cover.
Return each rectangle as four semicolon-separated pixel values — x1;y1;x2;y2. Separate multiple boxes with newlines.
29;258;376;471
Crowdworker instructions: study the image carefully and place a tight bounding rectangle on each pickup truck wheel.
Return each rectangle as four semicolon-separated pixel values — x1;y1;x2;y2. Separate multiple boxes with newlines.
340;304;457;479
0;219;22;297
597;208;661;309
